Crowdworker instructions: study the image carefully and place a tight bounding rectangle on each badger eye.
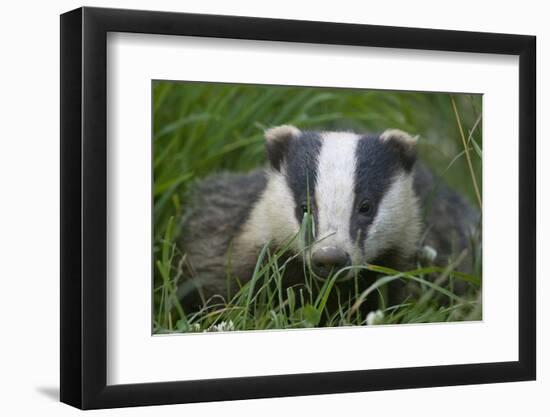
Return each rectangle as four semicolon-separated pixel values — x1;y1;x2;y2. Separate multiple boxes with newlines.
358;200;372;215
300;203;309;214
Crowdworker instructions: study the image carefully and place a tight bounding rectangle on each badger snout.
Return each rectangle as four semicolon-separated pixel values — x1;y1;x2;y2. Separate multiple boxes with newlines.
311;247;351;279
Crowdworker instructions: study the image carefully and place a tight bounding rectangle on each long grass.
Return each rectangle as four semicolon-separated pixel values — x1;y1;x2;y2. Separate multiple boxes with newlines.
152;81;482;333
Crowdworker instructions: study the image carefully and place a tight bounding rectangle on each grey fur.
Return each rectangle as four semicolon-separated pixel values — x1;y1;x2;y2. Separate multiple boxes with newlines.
179;170;267;305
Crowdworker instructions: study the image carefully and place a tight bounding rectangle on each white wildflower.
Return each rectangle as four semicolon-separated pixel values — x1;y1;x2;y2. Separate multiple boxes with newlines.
206;320;235;332
366;310;385;325
420;245;438;263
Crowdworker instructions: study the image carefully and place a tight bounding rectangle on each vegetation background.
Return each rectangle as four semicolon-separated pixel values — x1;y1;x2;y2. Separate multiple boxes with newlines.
152;81;482;334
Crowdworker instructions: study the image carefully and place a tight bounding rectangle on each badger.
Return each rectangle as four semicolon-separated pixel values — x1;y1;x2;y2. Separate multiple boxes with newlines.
179;125;480;309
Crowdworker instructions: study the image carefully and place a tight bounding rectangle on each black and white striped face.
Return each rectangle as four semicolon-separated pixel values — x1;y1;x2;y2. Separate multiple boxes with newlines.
264;125;421;279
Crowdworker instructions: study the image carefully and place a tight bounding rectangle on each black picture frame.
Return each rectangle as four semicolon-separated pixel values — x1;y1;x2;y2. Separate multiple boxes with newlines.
60;6;536;410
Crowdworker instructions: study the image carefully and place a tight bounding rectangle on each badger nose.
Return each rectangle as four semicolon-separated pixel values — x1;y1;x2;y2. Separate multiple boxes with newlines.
311;247;351;278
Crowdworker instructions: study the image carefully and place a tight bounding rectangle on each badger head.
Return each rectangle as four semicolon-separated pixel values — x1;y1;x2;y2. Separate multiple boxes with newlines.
262;125;421;280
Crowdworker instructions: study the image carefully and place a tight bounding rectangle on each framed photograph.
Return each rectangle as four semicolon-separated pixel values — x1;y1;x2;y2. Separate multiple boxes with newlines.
60;6;536;409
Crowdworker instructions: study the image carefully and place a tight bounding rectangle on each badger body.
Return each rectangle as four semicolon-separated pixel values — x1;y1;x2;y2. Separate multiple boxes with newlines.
180;126;480;307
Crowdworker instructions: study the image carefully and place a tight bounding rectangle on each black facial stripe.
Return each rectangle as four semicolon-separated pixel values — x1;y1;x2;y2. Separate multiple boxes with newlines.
282;131;323;226
351;134;406;248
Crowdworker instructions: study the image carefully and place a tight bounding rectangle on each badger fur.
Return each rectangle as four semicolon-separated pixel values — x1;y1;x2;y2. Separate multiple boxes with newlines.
179;125;480;308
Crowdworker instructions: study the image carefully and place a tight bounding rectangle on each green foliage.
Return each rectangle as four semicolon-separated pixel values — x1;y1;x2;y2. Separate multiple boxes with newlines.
152;81;482;333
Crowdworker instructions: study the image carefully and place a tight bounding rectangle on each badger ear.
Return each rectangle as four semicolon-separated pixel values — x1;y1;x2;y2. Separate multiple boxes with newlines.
264;125;301;171
380;129;418;171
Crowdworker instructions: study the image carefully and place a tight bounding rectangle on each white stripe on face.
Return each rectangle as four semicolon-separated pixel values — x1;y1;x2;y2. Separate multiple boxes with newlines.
236;170;302;253
314;131;360;258
363;173;420;262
